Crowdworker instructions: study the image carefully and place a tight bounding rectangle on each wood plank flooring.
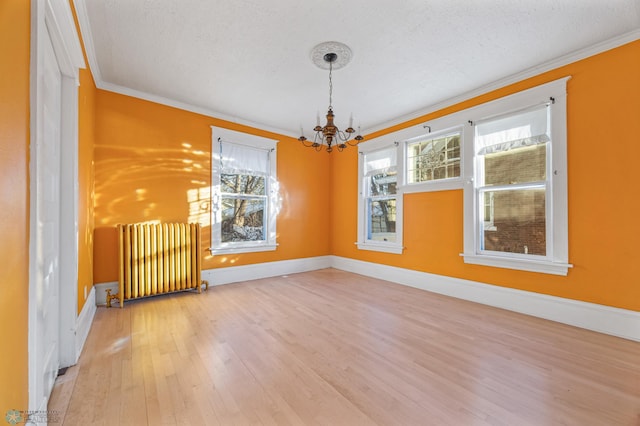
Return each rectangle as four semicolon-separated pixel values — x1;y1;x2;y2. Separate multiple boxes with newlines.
49;268;640;425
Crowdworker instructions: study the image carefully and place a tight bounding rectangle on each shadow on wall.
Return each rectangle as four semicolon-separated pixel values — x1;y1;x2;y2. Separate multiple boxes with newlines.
93;141;212;283
94;141;210;226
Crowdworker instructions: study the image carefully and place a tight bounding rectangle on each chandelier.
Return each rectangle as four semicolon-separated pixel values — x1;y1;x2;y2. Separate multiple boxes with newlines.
298;42;364;153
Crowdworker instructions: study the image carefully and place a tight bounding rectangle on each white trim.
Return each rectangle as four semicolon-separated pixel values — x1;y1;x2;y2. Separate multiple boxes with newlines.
58;73;80;368
30;0;85;413
364;30;640;135
329;256;640;342
401;178;463;194
93;257;333;298
356;242;403;254
44;0;85;80
72;0;102;83
74;286;96;362
211;126;279;149
461;253;572;276
209;244;277;255
202;256;333;286
107;82;298;137
29;2;48;410
401;127;464;193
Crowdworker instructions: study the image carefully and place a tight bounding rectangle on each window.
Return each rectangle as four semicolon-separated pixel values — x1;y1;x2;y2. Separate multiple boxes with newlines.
399;123;465;194
462;78;571;275
210;127;278;254
406;131;461;184
357;142;403;254
476;106;549;255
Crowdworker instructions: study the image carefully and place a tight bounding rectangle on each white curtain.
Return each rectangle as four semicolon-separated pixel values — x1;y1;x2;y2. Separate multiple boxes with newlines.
219;140;270;175
364;147;397;176
476;105;549;155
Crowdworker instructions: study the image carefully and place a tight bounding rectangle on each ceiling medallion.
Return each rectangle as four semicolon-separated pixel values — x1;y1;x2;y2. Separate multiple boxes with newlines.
299;42;363;153
310;41;352;70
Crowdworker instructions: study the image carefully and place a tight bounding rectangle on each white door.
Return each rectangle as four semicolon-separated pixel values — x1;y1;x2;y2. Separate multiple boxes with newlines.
33;25;62;409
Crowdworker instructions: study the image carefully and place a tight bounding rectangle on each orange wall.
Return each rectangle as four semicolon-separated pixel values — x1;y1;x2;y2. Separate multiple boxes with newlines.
91;40;639;313
76;67;96;313
332;40;640;311
0;0;30;413
92;92;331;282
72;1;96;314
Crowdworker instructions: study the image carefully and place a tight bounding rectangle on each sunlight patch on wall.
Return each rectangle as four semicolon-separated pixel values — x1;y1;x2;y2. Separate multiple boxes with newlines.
188;186;210;227
135;188;146;201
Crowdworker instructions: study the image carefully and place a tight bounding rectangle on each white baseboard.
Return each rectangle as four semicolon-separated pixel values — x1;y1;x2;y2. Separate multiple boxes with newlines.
91;255;639;342
201;256;333;286
75;285;96;360
93;257;333;305
330;256;640;342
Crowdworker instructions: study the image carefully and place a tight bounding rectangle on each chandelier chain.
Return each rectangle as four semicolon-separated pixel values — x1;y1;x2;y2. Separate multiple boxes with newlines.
328;60;333;109
299;44;364;152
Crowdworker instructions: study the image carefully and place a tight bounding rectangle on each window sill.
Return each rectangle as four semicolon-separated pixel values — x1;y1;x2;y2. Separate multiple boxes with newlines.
357;242;404;254
401;178;463;194
209;244;277;255
461;253;572;276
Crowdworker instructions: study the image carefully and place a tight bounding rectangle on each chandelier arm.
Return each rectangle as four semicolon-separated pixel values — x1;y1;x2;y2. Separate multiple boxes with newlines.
336;130;351;142
300;43;364;153
303;139;321;149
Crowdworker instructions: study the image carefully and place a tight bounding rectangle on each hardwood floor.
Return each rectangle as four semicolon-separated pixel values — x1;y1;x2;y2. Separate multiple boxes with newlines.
49;268;640;425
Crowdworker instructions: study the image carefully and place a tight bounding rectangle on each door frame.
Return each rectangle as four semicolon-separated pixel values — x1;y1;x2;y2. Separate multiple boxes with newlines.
29;0;84;412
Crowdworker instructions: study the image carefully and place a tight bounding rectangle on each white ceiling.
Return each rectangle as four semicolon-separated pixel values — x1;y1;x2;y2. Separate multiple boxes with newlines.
74;0;640;138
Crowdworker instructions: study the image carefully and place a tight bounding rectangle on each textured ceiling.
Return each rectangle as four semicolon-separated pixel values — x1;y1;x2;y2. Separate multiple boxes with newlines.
74;0;640;137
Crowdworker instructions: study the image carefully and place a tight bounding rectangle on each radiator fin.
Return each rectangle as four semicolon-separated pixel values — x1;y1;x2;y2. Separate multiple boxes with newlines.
113;223;203;307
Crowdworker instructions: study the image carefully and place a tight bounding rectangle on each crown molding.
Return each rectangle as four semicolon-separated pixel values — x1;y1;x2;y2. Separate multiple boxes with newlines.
98;80;298;138
71;0;101;82
71;2;639;139
364;29;640;136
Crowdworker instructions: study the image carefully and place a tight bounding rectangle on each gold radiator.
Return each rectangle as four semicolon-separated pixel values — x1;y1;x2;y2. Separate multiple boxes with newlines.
106;223;208;307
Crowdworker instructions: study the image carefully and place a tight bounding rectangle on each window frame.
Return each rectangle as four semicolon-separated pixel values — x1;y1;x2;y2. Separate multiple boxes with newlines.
397;120;468;194
357;138;404;254
210;126;279;254
404;128;464;190
461;77;572;275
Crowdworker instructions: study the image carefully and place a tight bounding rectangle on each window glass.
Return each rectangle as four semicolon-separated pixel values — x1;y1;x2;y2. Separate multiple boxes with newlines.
221;197;265;242
220;174;266;243
368;199;397;242
483;145;546;186
221;174;266;195
368;171;397;196
480;188;546;255
407;132;461;184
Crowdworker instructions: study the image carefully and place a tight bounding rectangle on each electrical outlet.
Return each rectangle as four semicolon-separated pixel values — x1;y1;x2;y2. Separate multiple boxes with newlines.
84;285;87;300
